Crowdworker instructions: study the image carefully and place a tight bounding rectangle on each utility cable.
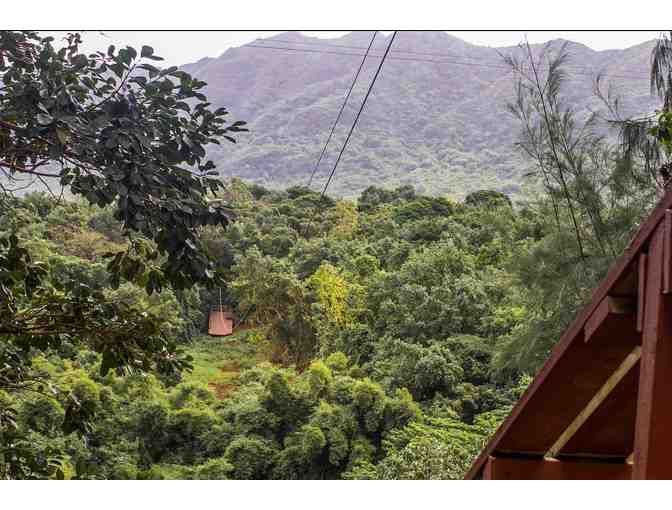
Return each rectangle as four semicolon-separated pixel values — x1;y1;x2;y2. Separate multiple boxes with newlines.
242;43;650;81
262;37;652;75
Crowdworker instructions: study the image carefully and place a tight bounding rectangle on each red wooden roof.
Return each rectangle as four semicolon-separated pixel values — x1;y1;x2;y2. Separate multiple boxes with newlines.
465;188;672;479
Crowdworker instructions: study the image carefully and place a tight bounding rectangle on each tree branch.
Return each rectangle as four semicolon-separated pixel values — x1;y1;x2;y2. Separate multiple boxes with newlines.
0;160;60;178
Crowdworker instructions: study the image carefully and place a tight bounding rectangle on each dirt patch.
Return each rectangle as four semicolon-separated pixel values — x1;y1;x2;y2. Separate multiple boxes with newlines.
208;361;242;400
209;381;238;400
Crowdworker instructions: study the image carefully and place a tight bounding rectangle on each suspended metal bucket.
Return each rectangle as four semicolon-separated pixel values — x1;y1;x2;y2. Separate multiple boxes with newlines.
208;309;234;337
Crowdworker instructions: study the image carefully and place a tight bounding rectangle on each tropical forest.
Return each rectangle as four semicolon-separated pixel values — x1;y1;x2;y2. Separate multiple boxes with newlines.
1;28;672;480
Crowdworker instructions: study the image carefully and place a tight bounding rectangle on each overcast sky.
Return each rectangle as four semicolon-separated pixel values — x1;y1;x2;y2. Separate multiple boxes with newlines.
41;31;663;68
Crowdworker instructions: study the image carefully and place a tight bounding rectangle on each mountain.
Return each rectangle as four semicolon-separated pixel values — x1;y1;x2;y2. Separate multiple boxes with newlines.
181;31;661;199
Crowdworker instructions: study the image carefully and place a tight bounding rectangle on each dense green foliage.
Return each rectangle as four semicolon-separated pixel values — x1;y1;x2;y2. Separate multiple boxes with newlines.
0;137;660;479
1;186;536;479
0;30;246;478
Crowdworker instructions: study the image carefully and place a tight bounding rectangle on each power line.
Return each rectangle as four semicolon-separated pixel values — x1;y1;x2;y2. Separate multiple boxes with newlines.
320;31;398;198
265;38;380;52
268;37;512;64
269;37;471;60
307;31;377;188
246;43;512;69
242;43;651;81
257;37;653;77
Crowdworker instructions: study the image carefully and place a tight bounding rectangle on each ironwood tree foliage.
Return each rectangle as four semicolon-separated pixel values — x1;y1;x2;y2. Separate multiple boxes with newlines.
495;38;665;372
595;31;672;189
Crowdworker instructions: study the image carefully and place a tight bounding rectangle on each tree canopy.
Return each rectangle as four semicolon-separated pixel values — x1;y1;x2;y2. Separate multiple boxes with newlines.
0;31;247;290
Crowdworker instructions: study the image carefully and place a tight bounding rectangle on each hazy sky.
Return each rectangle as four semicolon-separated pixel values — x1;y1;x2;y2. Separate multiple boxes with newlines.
41;31;663;68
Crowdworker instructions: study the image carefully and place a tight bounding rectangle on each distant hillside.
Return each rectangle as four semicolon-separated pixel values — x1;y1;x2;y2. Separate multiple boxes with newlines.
182;31;661;199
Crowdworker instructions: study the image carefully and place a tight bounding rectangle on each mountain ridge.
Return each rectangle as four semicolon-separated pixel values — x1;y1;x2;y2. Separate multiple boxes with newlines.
3;33;659;200
181;31;659;198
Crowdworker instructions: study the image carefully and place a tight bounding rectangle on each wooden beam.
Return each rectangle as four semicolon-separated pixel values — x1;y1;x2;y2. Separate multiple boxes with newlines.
483;456;632;480
545;346;641;459
633;224;672;479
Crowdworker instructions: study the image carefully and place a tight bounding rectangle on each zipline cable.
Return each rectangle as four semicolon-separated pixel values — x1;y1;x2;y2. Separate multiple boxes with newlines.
307;31;377;188
320;31;398;198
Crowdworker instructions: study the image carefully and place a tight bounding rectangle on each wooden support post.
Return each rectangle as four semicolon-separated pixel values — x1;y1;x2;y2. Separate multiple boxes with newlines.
664;210;672;294
632;224;672;479
483;456;631;480
637;254;647;333
483;456;495;480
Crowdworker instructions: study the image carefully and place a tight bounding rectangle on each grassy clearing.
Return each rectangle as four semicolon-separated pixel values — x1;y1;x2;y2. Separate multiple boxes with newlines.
183;329;267;399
